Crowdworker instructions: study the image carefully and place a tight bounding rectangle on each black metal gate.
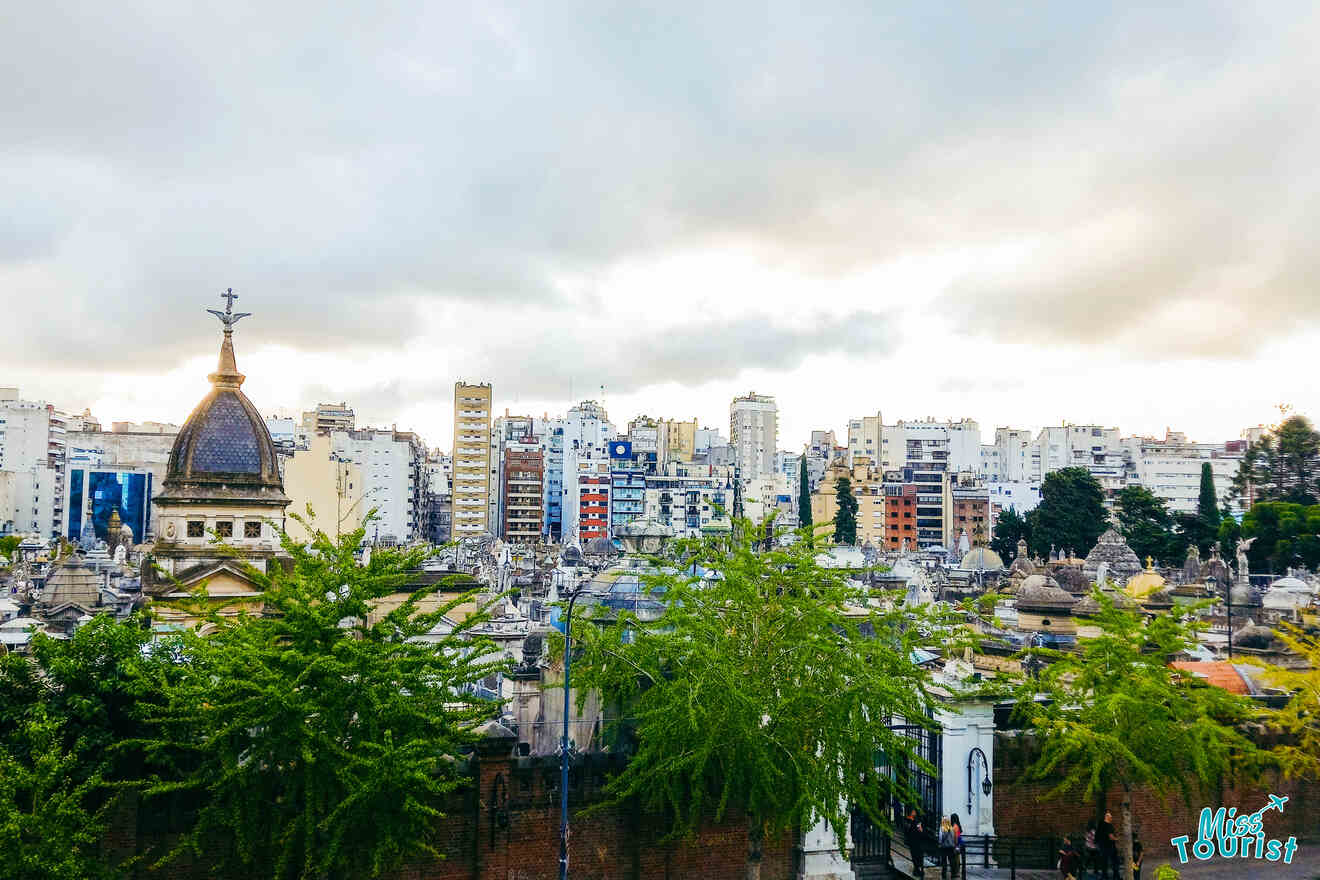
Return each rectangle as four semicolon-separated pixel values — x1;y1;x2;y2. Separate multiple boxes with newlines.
850;807;891;864
851;721;943;870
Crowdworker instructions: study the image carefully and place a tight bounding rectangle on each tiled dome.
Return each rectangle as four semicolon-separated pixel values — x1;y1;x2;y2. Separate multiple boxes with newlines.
155;314;287;508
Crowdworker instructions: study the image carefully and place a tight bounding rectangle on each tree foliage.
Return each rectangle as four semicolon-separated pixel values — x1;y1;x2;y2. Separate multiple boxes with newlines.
0;614;168;880
990;507;1031;563
569;520;936;874
1255;624;1320;779
1026;468;1106;559
1232;501;1320;573
1115;486;1175;564
832;476;858;546
1196;463;1221;529
797;455;813;537
1231;415;1320;506
139;522;507;880
0;707;122;880
1014;595;1262;880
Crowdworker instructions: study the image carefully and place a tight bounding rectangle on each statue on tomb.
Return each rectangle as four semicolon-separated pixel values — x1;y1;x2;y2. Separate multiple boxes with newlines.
1236;537;1256;587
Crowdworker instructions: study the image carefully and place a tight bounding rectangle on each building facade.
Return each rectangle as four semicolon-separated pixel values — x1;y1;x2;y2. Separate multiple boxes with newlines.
730;392;778;486
451;382;493;538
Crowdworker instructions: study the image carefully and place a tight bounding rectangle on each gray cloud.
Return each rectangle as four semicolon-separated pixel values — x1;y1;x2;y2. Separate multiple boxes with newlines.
2;1;1316;379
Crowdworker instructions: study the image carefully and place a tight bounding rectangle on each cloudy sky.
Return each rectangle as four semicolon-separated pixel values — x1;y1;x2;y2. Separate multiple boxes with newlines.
4;2;1317;450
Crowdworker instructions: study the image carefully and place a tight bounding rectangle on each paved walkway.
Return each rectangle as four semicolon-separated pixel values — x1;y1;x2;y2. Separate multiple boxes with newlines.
885;845;1320;880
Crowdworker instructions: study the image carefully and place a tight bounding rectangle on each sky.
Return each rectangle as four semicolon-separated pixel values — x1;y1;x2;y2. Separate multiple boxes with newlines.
3;2;1317;451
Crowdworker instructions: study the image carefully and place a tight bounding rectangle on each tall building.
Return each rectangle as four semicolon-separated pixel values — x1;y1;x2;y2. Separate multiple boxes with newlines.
881;418;981;473
502;449;544;544
1034;424;1125;493
424;450;452;544
0;390;70;538
282;433;363;542
1120;431;1243;515
730;392;778;485
451;382;493;538
330;429;426;544
301;402;355;436
544;401;615;541
980;427;1035;483
846;412;882;466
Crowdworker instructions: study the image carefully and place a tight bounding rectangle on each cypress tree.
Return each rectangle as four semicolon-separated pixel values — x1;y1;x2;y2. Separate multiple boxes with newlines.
833;476;858;546
797;455;813;537
1197;462;1221;528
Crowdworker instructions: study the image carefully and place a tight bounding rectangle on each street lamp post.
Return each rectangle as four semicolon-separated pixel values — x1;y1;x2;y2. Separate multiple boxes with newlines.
559;587;593;880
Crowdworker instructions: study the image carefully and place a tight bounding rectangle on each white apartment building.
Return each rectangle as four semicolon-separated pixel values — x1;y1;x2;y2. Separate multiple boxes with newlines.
331;429;424;543
1121;432;1242;515
730;392;778;484
880;418;982;473
545;401;616;541
980;428;1036;483
0;389;69;537
1033;425;1126;492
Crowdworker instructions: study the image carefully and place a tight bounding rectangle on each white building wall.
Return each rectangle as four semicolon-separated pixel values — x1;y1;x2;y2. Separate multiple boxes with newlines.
331;430;412;543
730;393;778;484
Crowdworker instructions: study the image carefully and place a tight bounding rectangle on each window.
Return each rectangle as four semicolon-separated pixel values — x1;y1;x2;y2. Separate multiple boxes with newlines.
215;521;233;538
187;520;205;538
245;521;262;538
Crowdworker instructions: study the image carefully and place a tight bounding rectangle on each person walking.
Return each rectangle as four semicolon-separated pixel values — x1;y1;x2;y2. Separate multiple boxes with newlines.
1083;820;1100;879
904;809;926;879
1098;810;1118;880
938;816;957;879
950;812;964;871
1058;836;1082;880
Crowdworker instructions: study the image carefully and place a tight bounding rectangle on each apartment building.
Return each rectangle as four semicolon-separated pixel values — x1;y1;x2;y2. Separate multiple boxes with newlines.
451;382;493;538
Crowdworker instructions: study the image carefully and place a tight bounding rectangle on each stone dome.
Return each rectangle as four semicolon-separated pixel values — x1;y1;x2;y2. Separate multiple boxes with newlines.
1084;528;1143;582
155;312;288;509
959;547;1004;571
1017;574;1077;611
41;559;101;608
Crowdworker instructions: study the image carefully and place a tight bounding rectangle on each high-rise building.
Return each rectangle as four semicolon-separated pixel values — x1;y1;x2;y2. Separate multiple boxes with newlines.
880;418;981;473
451;383;493;538
301;402;355;436
812;462;885;546
0;388;70;538
502;449;544;544
330;429;425;544
729;392;778;485
846;412;882;466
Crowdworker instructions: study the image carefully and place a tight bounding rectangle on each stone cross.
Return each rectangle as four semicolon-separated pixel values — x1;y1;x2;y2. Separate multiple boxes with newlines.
207;288;252;329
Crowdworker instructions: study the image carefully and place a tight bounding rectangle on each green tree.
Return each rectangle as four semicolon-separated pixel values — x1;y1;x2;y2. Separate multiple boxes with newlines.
797;454;813;541
1026;468;1107;559
0;534;20;561
1196;463;1221;530
570;520;936;879
141;522;507;880
990;507;1031;563
1255;624;1320;779
1115;485;1174;564
1232;415;1320;506
1015;595;1261;880
1236;501;1320;573
832;476;858;545
0;707;121;880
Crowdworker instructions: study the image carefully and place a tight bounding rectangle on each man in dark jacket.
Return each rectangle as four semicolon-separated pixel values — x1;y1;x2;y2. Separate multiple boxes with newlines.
904;809;926;879
1098;811;1118;879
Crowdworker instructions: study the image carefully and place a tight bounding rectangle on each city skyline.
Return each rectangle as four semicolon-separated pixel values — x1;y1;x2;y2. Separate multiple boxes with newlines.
3;3;1318;449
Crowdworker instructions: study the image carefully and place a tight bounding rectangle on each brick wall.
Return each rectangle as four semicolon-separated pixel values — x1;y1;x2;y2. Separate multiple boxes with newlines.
992;731;1320;851
109;737;794;880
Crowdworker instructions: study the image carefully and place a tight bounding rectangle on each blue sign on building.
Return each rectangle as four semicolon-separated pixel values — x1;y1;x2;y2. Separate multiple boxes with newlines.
609;440;633;459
